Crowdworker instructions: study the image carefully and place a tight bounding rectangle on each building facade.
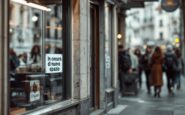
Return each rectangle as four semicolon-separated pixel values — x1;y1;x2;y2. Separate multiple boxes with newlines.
126;2;181;48
1;0;185;115
0;0;127;114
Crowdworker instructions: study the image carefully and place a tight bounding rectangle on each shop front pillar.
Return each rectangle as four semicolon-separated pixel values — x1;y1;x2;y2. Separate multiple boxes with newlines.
0;0;9;115
72;0;81;100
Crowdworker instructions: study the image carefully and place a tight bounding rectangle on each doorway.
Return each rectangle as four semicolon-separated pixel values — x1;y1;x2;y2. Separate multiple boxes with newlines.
90;3;100;111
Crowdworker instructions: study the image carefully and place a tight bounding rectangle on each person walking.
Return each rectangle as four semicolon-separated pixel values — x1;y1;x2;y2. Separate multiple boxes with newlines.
118;46;132;96
129;48;139;72
134;48;143;88
175;48;184;90
150;47;164;98
164;45;178;96
141;46;152;94
118;45;125;95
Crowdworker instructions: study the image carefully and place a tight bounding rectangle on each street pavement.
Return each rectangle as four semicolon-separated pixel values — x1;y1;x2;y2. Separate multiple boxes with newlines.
117;73;185;115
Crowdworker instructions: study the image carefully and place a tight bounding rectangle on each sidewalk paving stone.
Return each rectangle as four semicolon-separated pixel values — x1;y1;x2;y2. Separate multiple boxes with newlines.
109;73;185;115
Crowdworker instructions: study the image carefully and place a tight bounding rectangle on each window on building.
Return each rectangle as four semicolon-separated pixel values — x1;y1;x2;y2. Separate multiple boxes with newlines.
159;20;163;27
9;0;70;114
159;32;163;40
150;16;153;22
159;9;162;14
144;18;147;23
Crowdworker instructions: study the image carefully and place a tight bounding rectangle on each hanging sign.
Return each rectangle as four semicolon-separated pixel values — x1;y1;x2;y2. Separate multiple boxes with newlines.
45;54;63;73
161;0;180;12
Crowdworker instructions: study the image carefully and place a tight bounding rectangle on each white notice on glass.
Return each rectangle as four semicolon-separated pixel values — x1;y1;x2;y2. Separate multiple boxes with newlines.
30;80;40;102
45;54;63;73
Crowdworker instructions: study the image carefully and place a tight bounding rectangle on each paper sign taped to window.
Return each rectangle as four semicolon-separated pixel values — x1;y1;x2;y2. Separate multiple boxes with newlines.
45;54;63;73
30;80;40;102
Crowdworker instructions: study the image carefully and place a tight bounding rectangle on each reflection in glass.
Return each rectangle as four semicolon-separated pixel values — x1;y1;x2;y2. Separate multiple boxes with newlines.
44;4;64;104
9;1;64;114
9;2;42;73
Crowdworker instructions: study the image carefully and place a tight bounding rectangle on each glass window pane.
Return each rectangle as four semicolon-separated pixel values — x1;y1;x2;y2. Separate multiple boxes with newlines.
9;3;43;73
44;4;64;103
9;1;64;114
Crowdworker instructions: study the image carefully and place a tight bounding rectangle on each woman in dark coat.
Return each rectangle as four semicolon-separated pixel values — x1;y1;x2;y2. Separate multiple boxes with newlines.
150;46;164;98
134;48;143;88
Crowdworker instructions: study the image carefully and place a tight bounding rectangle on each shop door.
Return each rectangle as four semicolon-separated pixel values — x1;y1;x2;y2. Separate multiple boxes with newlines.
90;4;100;111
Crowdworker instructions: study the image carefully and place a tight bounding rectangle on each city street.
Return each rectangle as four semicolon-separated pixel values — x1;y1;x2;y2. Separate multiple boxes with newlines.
1;0;185;114
117;73;185;115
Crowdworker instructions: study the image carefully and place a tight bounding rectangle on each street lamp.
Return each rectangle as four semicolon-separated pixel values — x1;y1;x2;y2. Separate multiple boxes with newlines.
117;34;123;46
117;34;122;40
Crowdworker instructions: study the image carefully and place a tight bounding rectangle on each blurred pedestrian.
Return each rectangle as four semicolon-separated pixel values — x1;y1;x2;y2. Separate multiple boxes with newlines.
30;45;41;64
134;48;143;88
141;46;152;94
119;47;132;74
129;48;138;72
174;48;184;90
18;52;27;66
10;49;20;72
164;45;178;96
118;46;132;96
118;45;124;94
150;47;164;98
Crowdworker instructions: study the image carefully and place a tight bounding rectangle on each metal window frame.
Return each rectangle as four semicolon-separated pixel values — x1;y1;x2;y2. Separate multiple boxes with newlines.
0;0;2;114
0;1;2;114
63;0;72;100
1;0;9;115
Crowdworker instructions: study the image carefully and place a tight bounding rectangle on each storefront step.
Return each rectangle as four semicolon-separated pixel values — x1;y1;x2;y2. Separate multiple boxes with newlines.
90;109;105;115
106;105;127;115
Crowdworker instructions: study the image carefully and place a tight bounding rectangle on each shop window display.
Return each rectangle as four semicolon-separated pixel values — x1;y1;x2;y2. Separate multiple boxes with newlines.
9;0;64;114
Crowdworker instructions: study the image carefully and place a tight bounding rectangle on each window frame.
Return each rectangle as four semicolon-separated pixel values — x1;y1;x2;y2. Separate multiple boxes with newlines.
160;20;163;27
62;0;72;100
159;32;164;40
1;0;9;114
5;0;72;114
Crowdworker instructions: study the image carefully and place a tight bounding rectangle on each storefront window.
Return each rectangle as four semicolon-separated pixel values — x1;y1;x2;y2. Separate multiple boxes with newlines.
9;0;65;114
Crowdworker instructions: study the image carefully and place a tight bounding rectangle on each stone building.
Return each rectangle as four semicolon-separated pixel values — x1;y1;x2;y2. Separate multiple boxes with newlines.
1;0;184;115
